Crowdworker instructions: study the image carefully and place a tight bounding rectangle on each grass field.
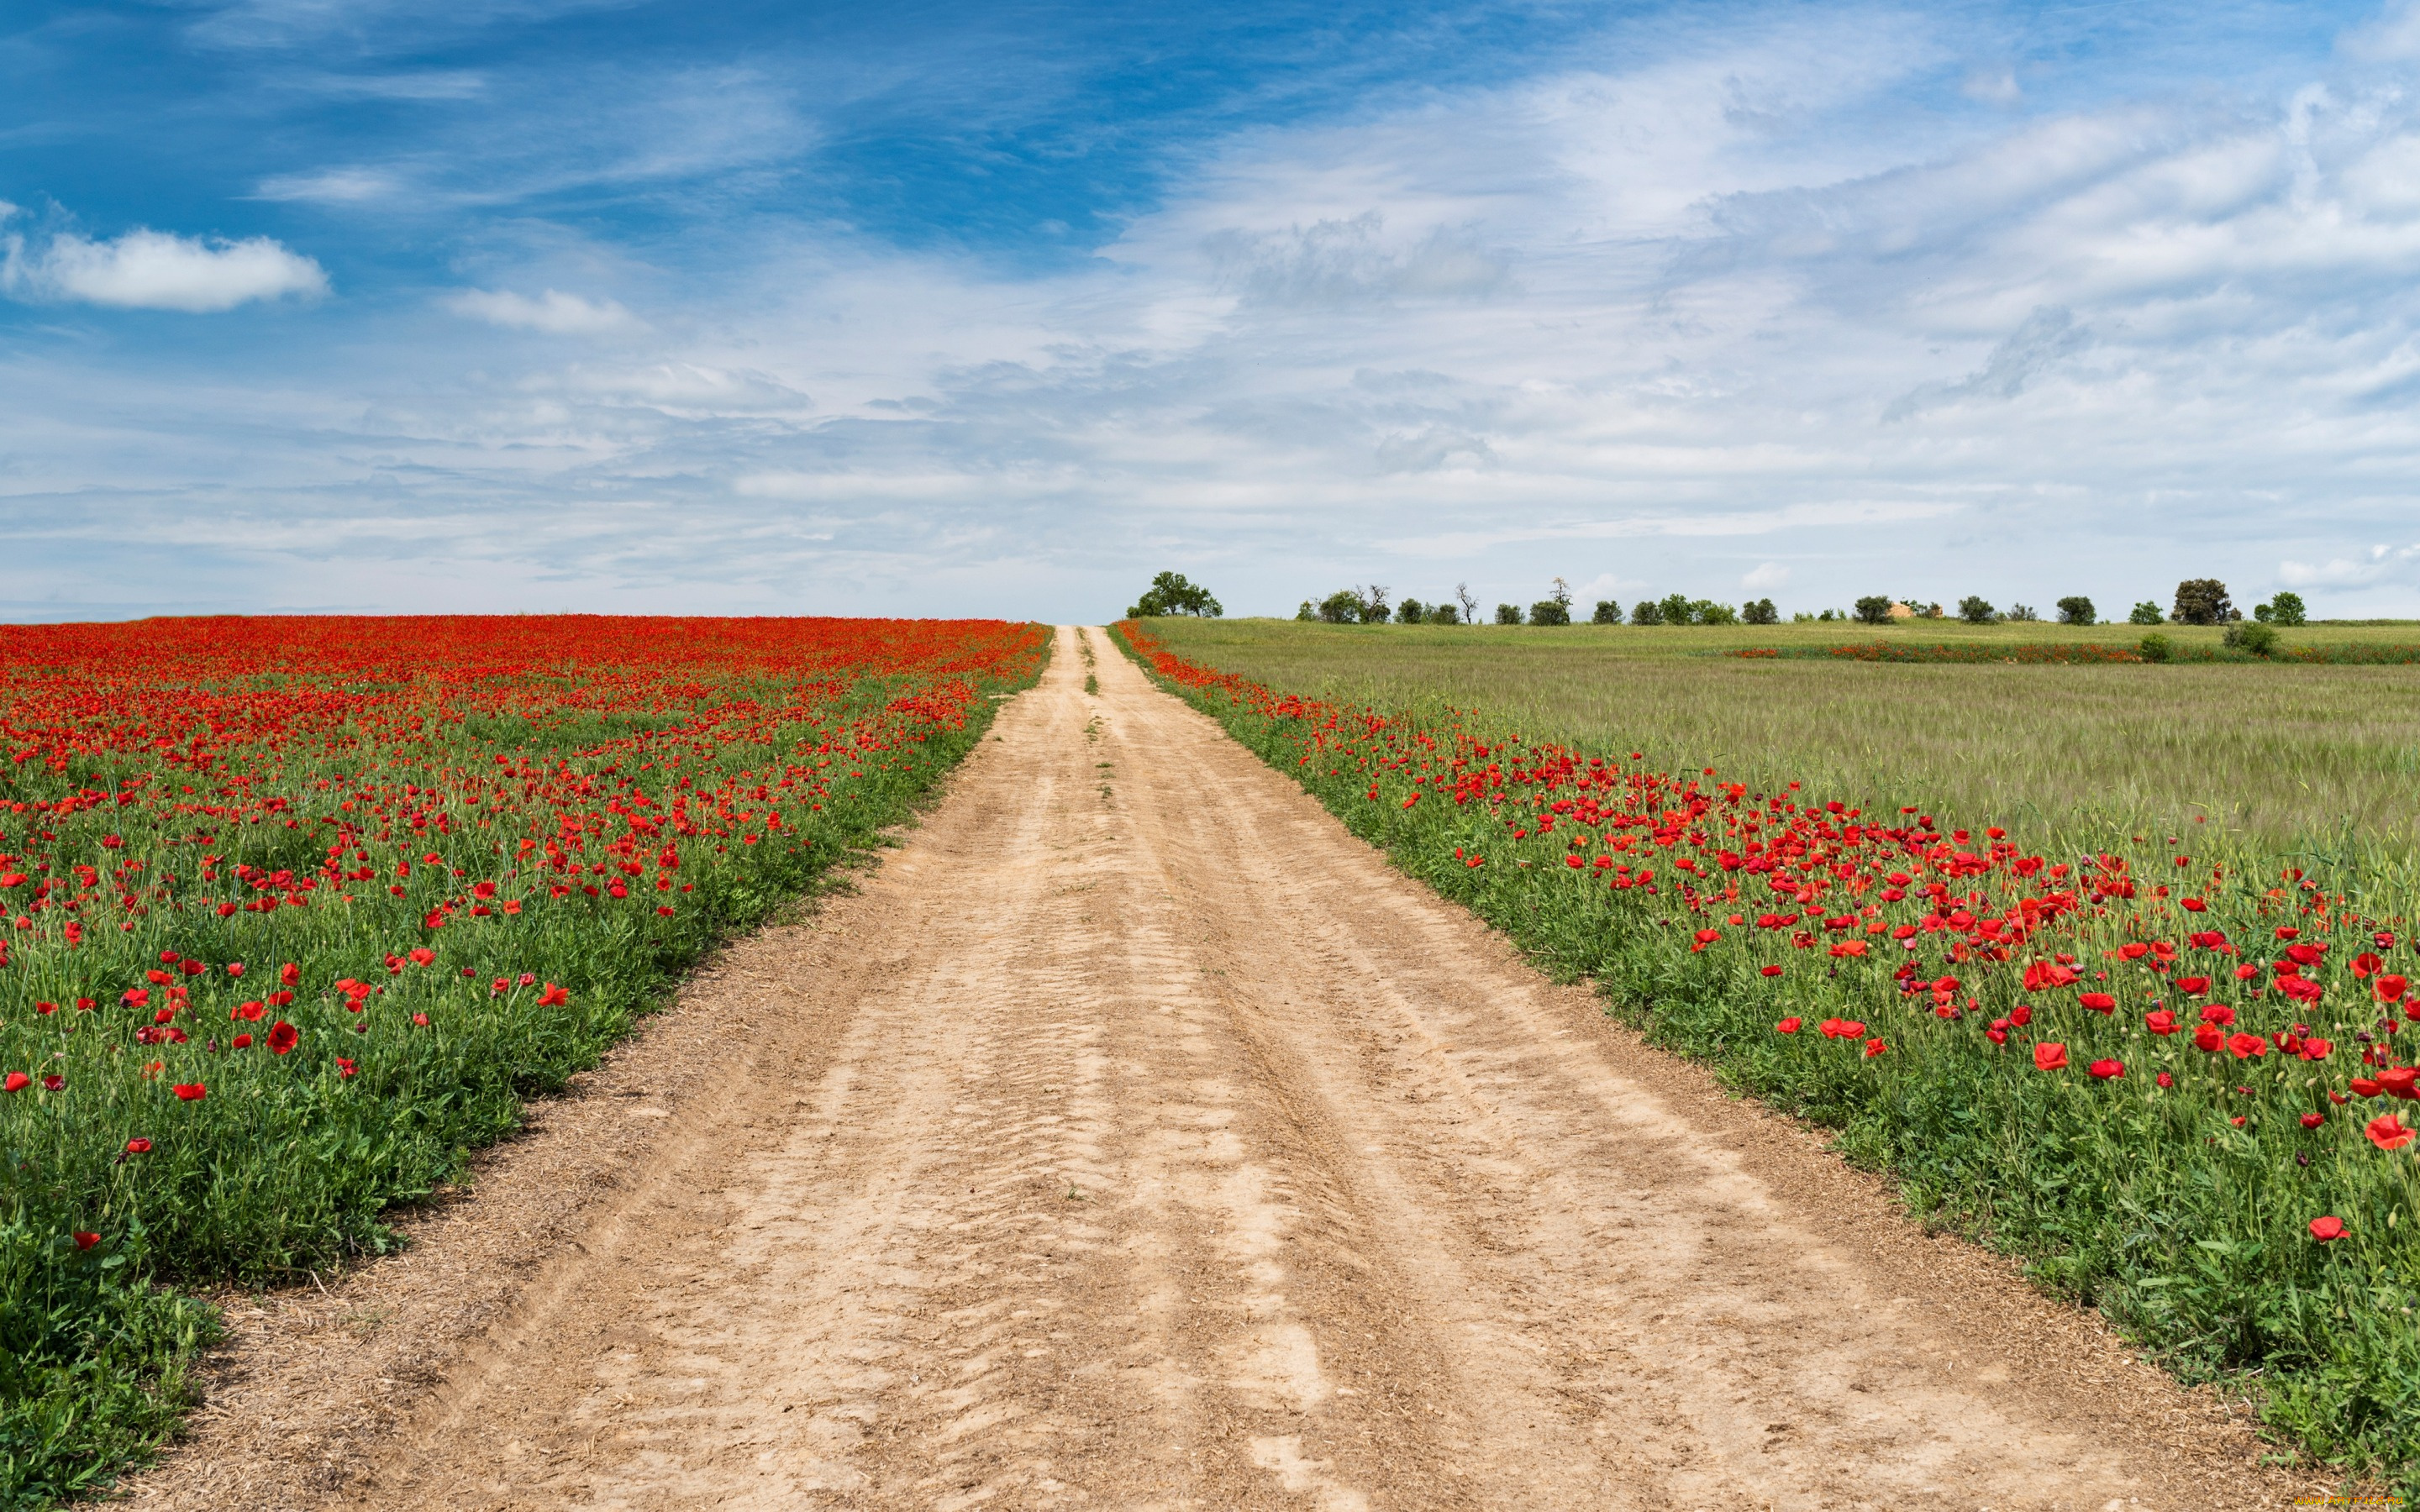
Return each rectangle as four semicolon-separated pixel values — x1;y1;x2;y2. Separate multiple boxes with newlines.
1118;616;2420;1492
1140;618;2420;859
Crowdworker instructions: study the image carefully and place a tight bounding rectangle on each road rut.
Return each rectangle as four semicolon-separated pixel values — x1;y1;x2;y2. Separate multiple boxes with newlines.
145;625;2290;1509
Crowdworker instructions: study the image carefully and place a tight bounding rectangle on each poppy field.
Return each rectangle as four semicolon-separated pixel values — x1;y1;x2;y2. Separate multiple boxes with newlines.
0;615;1046;1503
1117;617;2420;1489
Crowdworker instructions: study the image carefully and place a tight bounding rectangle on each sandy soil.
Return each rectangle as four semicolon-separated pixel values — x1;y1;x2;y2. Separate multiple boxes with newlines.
118;625;2309;1510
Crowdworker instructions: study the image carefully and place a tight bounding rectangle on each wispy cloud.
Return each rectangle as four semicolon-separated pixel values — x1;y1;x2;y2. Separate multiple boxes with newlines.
443;287;643;335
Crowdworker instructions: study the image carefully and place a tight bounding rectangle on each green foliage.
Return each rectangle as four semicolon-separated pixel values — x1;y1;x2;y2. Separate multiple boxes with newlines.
2057;596;2097;626
1427;604;1460;626
1591;600;1623;625
1742;598;1779;626
1318;591;1364;625
1958;596;1997;625
1495;603;1523;626
1658;592;1694;626
1630;601;1662;627
2131;601;2166;626
2173;579;2234;626
1125;570;1223;619
1395;598;1426;624
1528;600;1571;627
1854;596;1896;626
2139;633;2174;662
2226;622;2281;657
2271;591;2310;627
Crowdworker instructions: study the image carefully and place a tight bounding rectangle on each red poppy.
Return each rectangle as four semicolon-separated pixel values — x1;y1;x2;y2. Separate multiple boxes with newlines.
1691;927;1722;951
2;1072;28;1094
171;1083;207;1101
2353;1078;2383;1098
1776;1017;1802;1034
2308;1216;2346;1242
124;1137;151;1154
336;1058;357;1080
2377;1067;2418;1100
2144;1009;2178;1036
2194;1025;2225;1053
72;1231;100;1251
1863;1038;1888;1058
537;983;571;1006
2172;975;2211;995
1760;963;1783;977
2301;1112;2326;1129
280;963;300;986
2227;1033;2268;1059
2033;1042;2069;1071
2365;1114;2414;1151
2077;992;2116;1013
2087;1058;2124;1080
2378;974;2409;1004
267;1021;298;1055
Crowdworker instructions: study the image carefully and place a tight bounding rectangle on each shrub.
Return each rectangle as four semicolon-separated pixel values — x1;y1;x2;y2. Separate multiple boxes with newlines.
2128;601;2165;626
1126;571;1222;618
1853;596;1895;626
2139;633;2173;662
2006;603;2038;622
1427;603;1460;625
1495;603;1523;625
1742;598;1779;625
2172;579;2233;626
2224;621;2281;657
1629;601;1662;626
1395;598;1425;624
1295;601;1315;622
1358;586;1392;624
1317;591;1363;624
2269;591;2308;627
1956;596;1996;624
1591;600;1623;624
1694;601;1739;626
2055;596;2096;625
1529;599;1572;626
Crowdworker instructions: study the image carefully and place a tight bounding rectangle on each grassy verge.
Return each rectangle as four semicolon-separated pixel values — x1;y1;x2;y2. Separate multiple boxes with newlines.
1116;617;2418;1491
0;617;1047;1504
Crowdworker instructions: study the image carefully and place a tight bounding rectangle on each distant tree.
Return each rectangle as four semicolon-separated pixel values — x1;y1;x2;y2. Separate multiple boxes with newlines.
1853;596;1895;626
1957;596;1996;624
1128;571;1223;618
1495;603;1523;625
2268;590;2307;627
1741;598;1779;625
2055;596;2096;626
1549;576;1574;610
1357;585;1392;623
2128;601;2165;626
1630;600;1662;626
1658;592;1694;626
1455;582;1479;624
2006;603;2038;622
1591;599;1623;624
1530;597;1571;626
2171;579;2233;626
1317;590;1363;624
1428;602;1460;625
1395;597;1425;623
1296;601;1316;622
1693;600;1738;626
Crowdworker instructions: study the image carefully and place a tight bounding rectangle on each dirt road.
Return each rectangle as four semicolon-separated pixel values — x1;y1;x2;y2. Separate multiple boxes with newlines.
133;625;2290;1510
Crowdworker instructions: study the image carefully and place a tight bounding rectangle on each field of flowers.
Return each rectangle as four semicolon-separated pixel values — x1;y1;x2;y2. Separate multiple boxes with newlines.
1117;618;2420;1490
0;615;1046;1503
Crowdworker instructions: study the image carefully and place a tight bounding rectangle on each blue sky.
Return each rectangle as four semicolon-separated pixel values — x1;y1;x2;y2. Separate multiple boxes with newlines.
6;0;2420;622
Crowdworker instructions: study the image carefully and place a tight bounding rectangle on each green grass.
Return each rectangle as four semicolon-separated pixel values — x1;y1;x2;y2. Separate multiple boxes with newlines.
1118;617;2420;1494
1140;618;2420;859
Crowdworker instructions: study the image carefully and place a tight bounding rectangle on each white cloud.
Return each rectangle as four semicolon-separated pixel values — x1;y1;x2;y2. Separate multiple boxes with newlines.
1744;562;1791;591
443;287;644;335
253;167;408;203
2;227;328;312
2279;543;2420;587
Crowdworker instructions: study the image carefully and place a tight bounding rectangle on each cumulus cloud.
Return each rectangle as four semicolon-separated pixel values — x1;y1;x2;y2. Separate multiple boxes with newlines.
1;225;328;311
443;287;644;335
2279;543;2420;587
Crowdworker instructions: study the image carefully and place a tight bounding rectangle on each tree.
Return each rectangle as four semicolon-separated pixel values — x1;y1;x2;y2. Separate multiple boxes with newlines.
1693;600;1738;625
2171;579;2233;626
1428;602;1460;625
2055;596;2096;626
1630;600;1662;626
1495;603;1523;625
1127;571;1222;618
1296;601;1315;621
2128;601;2165;625
1455;583;1479;624
1317;590;1363;624
1956;596;1996;624
2224;621;2280;656
1853;596;1895;626
1549;577;1574;610
1591;599;1623;624
1395;598;1425;623
1530;596;1571;626
1357;585;1392;623
2006;603;2038;622
1658;592;1694;626
2268;591;2307;627
1742;598;1778;625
